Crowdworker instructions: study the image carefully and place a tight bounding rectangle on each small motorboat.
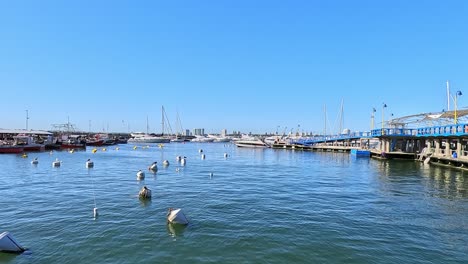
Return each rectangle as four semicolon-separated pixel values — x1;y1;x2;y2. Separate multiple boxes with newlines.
167;208;189;225
0;232;25;253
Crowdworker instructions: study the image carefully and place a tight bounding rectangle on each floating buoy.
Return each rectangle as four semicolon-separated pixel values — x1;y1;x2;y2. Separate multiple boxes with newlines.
176;156;182;162
137;170;145;180
201;154;205;160
181;157;186;166
209;172;213;177
52;158;61;167
163;160;170;166
133;146;137;150
102;148;106;152
49;150;53;155
158;144;164;148
175;168;180;172
31;158;38;165
167;208;189;225
199;149;203;153
86;159;94;168
138;186;152;199
115;147;119;150
148;162;158;171
21;153;28;158
70;149;75;153
92;148;97;153
0;232;25;253
93;207;98;218
224;153;228;158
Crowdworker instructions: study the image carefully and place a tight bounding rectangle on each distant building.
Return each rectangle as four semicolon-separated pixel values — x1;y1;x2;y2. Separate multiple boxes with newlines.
193;128;205;136
185;129;190;136
221;129;227;137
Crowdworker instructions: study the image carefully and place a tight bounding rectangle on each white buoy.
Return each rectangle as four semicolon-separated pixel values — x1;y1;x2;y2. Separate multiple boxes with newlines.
0;232;25;253
148;162;158;171
52;158;61;167
138;186;152;199
167;208;189;225
137;170;145;180
31;158;38;165
175;168;180;172
224;153;228;158
201;154;205;160
176;156;182;162
210;172;213;177
86;159;94;168
93;207;98;218
181;157;186;166
199;149;203;153
163;160;170;166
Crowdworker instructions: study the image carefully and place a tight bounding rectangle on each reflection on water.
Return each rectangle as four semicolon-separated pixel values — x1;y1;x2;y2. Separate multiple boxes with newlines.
374;160;468;199
167;223;187;238
1;144;467;263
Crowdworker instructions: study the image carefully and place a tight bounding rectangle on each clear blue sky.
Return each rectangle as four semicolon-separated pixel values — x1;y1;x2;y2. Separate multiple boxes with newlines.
1;0;467;134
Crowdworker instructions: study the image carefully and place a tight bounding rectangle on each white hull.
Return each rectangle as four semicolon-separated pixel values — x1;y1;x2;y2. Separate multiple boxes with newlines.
128;137;170;144
235;140;269;148
0;232;25;253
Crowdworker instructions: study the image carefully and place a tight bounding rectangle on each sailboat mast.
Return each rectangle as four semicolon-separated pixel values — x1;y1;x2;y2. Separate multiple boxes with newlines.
447;80;450;111
161;106;165;136
339;99;344;134
146;116;149;134
324;104;327;136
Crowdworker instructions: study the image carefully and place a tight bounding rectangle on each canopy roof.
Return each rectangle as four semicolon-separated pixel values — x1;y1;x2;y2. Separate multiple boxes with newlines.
0;129;52;135
387;109;468;128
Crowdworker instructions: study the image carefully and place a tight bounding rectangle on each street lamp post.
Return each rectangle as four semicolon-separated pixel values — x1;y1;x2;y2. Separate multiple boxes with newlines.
455;91;462;124
371;108;376;130
382;103;387;135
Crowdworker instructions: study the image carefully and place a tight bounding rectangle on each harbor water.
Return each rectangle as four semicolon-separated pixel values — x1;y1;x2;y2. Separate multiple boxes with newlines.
0;143;467;263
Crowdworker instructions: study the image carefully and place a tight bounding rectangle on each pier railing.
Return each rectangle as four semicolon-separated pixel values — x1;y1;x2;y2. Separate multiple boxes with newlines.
294;123;468;145
293;131;372;145
370;124;468;137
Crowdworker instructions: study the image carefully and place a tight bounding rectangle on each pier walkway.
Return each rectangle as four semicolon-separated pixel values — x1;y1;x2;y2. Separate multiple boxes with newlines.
274;123;468;168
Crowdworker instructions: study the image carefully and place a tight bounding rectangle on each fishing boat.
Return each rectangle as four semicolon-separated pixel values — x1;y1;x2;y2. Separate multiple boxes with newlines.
0;145;24;154
60;136;86;149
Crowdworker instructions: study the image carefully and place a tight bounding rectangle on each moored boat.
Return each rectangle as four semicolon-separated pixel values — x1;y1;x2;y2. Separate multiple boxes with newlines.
0;145;24;154
234;138;269;148
128;132;171;144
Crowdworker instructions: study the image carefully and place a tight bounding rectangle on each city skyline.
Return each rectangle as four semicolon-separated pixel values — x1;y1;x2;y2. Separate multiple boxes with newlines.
1;1;467;134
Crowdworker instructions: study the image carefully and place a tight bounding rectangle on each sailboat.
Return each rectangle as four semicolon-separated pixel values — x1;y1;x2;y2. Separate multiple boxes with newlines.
128;115;170;144
171;110;188;142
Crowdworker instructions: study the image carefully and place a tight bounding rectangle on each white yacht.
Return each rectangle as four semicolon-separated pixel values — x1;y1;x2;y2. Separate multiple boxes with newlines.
191;135;215;143
234;138;269;148
128;132;170;143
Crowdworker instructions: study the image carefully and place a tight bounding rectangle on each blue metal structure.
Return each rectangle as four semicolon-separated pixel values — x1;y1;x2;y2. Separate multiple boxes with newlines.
294;123;468;145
